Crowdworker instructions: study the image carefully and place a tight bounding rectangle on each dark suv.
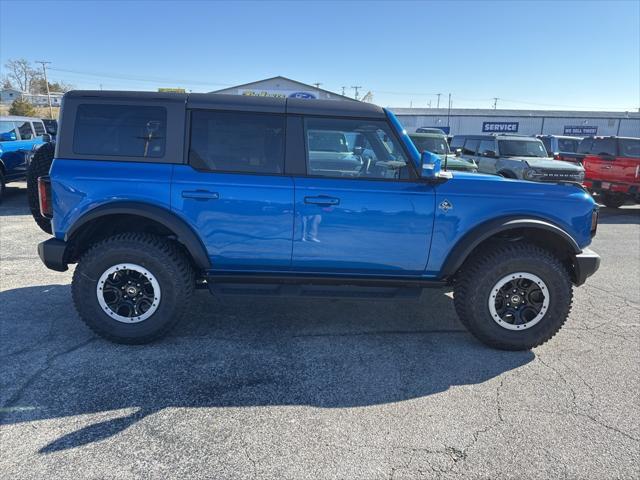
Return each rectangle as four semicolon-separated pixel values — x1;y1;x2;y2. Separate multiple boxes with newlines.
36;91;600;350
451;134;585;182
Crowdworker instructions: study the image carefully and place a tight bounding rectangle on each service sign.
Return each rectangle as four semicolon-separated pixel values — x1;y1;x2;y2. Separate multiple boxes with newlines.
239;89;318;99
563;125;597;135
482;122;519;133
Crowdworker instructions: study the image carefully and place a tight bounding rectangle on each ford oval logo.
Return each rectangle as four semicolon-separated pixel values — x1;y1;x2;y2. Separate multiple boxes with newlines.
288;92;316;99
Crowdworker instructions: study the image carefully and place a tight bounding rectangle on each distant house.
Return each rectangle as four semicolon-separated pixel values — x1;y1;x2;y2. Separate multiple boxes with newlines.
0;88;23;104
0;88;64;106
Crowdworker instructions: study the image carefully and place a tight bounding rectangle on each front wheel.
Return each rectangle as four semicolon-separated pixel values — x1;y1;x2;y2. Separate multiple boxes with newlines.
453;242;573;350
72;233;195;344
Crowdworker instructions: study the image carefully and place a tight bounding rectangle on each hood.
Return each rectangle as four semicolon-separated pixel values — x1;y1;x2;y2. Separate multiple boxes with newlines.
506;156;584;170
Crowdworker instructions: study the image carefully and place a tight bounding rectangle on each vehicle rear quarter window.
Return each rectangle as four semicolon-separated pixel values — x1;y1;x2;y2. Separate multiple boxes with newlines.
540;137;552;154
16;121;34;140
73;104;167;158
304;117;409;180
32;121;46;136
188;110;285;174
619;138;640;158
577;138;594;154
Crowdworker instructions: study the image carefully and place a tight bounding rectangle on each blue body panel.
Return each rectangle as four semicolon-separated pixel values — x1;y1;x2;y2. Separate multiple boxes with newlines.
171;166;294;270
426;172;595;275
291;176;435;275
50;159;173;239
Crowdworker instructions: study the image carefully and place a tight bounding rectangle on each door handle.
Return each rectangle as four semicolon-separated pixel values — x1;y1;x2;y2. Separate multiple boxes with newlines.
304;195;340;206
601;165;612;169
182;190;219;200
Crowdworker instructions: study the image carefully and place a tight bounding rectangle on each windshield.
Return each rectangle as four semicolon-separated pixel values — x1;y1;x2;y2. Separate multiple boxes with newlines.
498;139;548;157
410;136;450;155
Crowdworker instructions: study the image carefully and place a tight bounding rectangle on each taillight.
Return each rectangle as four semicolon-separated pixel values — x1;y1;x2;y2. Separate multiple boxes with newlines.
38;176;52;218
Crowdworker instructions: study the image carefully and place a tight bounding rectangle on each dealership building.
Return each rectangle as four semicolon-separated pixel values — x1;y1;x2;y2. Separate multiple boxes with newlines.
211;76;640;137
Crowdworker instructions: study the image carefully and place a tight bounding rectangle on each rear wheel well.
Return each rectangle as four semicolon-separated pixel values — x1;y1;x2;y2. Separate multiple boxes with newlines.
456;227;578;282
66;214;196;270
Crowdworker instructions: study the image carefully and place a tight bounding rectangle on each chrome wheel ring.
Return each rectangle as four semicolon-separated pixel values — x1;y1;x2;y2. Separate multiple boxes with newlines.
97;263;161;323
488;272;549;331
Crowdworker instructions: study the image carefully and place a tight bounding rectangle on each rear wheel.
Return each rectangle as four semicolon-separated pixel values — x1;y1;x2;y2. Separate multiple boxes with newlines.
600;192;626;209
453;242;572;350
72;233;195;344
27;142;55;233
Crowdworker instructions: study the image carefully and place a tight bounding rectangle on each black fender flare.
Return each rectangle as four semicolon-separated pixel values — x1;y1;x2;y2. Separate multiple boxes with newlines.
66;201;211;270
440;216;581;278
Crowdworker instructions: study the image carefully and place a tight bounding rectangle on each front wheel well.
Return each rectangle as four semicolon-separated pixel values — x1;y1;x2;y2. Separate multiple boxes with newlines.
452;227;579;283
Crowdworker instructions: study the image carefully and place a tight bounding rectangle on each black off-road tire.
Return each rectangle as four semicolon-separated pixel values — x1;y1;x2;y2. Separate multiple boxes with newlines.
600;192;626;209
27;142;55;233
453;242;573;351
72;233;195;344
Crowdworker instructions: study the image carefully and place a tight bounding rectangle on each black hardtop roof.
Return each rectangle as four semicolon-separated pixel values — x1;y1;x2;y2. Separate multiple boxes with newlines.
452;133;540;140
64;90;386;118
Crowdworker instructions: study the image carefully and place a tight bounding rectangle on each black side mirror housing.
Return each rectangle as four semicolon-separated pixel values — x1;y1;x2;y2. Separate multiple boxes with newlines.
483;150;497;158
41;134;52;143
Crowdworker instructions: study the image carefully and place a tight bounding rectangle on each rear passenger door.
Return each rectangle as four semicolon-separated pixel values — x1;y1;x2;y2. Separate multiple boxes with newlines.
171;107;294;271
290;116;435;275
476;139;498;174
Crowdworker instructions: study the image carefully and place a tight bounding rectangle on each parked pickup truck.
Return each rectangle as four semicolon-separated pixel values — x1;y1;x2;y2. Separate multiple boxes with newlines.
579;136;640;208
36;91;600;350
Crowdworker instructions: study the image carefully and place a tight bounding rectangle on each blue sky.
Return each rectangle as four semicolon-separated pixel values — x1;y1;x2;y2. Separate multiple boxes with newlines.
1;0;638;110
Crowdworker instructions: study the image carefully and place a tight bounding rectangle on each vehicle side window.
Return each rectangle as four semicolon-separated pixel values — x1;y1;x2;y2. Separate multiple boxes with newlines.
462;139;479;155
577;138;594;154
73;104;167;158
32;121;46;136
304;117;409;180
558;138;578;153
450;136;465;151
0;121;17;141
189;110;285;174
619;138;640;158
16;121;34;140
592;138;616;156
478;139;495;155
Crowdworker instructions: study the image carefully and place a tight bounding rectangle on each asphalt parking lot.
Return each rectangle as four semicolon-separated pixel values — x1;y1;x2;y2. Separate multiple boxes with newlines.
1;182;638;480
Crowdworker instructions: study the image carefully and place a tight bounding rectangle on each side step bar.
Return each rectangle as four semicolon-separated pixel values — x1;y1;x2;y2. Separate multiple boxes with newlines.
204;274;446;299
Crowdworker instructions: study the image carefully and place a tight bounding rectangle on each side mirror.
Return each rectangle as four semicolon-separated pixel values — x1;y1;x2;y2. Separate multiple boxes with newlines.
420;150;441;180
598;152;614;160
0;131;17;142
454;148;462;157
353;146;364;156
41;134;52;143
483;150;497;158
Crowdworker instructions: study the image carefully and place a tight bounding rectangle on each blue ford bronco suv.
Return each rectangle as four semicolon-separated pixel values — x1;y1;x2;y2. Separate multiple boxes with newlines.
36;91;600;350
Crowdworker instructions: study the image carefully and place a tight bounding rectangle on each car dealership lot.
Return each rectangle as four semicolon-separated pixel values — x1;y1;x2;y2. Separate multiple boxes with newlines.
1;183;638;479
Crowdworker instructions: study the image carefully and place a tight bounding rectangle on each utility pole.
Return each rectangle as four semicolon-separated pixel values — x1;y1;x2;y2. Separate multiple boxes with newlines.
492;97;499;109
341;86;346;96
436;93;442;109
427;100;432;108
447;93;452;128
351;85;362;101
36;61;53;118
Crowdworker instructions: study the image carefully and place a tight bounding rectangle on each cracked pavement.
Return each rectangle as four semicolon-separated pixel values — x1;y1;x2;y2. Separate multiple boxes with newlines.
1;183;639;479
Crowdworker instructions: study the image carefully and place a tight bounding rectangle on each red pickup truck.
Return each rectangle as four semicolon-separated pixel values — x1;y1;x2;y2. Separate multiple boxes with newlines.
580;136;640;208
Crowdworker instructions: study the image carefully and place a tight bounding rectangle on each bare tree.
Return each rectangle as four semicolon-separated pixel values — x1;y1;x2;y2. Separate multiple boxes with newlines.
3;58;42;92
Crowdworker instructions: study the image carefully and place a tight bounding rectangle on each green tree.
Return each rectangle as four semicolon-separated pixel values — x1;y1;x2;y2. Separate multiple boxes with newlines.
8;98;37;117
